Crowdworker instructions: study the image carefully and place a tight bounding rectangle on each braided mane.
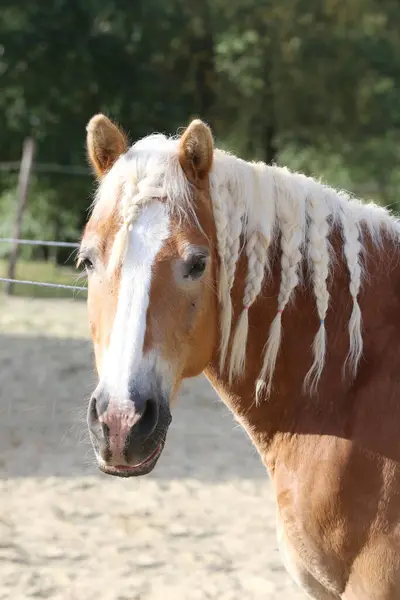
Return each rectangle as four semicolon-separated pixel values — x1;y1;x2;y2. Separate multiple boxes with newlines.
95;133;400;400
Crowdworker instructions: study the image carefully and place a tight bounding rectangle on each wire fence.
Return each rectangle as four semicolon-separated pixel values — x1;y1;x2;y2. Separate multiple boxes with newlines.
0;146;90;296
0;277;87;292
0;238;79;248
0;237;87;294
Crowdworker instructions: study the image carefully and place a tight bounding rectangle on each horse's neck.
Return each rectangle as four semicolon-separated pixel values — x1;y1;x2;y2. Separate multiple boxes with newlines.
204;226;400;475
203;253;296;469
202;231;374;472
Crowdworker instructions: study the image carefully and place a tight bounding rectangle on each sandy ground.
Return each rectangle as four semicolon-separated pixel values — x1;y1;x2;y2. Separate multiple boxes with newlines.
0;296;304;600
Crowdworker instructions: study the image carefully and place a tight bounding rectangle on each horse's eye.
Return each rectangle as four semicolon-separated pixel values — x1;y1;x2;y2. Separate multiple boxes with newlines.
184;255;207;280
79;256;94;272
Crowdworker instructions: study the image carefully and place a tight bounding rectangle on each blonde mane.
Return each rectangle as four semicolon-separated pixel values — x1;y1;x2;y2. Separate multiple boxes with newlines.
95;133;400;400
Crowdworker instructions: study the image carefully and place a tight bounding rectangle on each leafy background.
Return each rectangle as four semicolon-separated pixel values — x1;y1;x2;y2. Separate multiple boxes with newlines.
1;0;399;267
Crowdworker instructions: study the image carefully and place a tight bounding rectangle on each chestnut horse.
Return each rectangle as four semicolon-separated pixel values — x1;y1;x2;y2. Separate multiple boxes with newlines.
80;114;400;599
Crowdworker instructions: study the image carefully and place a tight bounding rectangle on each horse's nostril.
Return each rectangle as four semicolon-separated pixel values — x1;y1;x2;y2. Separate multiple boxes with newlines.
88;395;98;424
140;398;158;435
101;422;109;440
122;398;159;444
122;398;159;464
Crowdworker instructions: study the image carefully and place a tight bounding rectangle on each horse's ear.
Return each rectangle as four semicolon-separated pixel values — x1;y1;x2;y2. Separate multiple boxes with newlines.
86;114;128;178
179;119;214;184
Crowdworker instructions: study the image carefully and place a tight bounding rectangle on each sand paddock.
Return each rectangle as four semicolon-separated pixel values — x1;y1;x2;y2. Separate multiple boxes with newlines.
0;296;303;599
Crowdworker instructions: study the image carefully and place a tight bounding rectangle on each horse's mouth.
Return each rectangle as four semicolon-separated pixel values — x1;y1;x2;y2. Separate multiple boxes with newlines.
98;442;164;478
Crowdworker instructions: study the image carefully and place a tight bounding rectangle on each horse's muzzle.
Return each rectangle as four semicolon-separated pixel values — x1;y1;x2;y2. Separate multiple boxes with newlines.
87;383;171;477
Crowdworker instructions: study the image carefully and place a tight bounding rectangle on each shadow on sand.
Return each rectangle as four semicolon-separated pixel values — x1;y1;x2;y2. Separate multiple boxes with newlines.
0;333;266;481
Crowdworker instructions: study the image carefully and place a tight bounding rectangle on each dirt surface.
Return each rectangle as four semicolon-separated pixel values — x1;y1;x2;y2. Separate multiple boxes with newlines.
0;296;304;599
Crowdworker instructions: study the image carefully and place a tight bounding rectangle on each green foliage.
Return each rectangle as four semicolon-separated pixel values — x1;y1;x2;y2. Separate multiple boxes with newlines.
0;258;85;298
0;174;88;263
214;0;400;167
1;0;400;268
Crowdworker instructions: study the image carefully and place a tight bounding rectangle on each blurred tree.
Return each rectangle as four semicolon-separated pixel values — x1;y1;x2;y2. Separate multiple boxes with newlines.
215;0;400;171
0;0;400;259
0;0;217;250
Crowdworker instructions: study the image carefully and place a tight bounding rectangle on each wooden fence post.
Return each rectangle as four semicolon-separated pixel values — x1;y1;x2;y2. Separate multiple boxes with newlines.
5;137;35;295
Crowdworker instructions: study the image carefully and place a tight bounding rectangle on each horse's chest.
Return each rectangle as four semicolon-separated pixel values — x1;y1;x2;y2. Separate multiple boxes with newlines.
276;511;344;598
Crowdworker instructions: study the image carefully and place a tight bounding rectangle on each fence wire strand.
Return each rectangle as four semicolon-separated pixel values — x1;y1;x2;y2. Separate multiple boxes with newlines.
0;238;79;248
0;237;85;293
0;277;87;292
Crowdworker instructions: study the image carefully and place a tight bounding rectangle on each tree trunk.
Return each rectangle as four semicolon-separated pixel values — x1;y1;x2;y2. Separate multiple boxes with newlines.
263;122;278;165
6;138;35;295
193;2;217;129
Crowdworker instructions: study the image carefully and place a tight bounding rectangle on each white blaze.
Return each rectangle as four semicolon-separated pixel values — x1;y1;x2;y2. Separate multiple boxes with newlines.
103;201;170;399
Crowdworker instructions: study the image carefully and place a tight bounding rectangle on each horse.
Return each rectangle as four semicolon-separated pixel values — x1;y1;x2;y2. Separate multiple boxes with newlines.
79;113;400;599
